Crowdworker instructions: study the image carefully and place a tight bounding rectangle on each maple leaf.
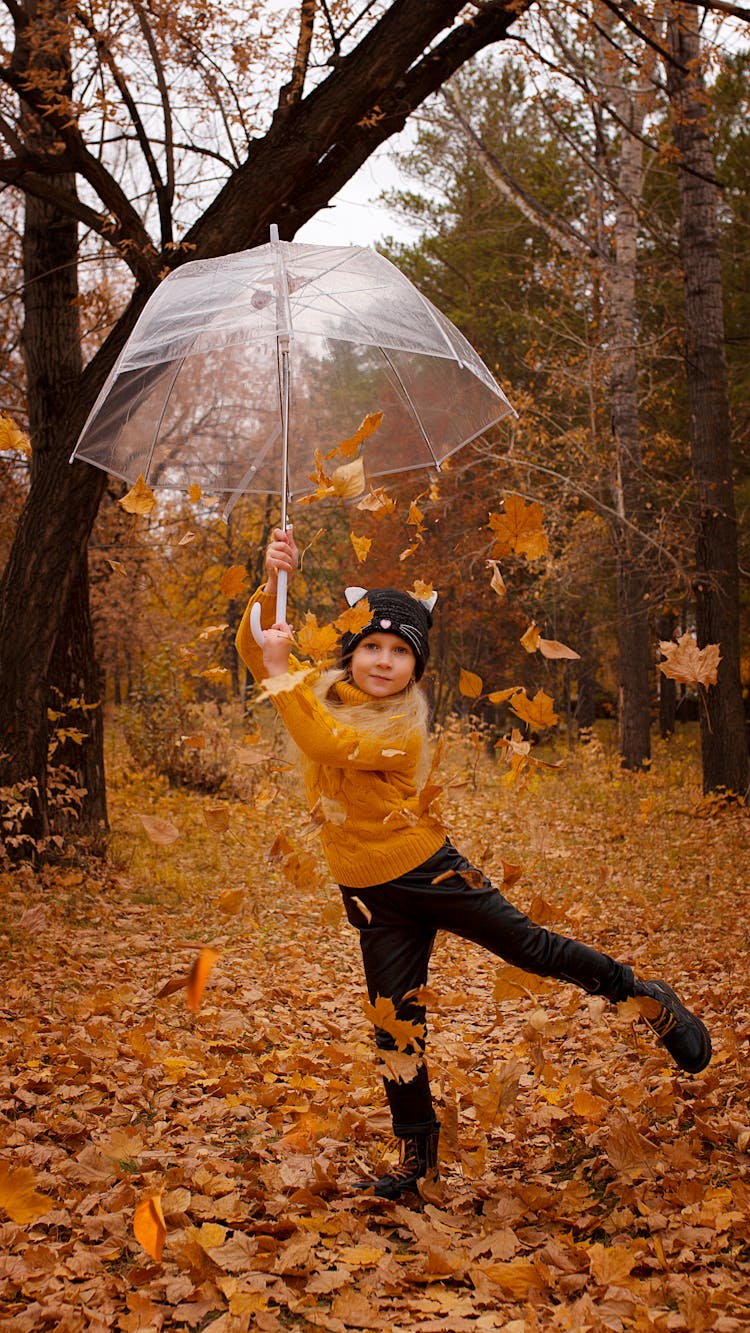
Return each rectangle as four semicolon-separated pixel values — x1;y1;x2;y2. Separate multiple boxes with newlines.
0;412;31;455
363;994;426;1052
119;473;157;515
350;532;372;563
510;688;559;730
659;634;721;687
488;493;548;560
186;946;220;1013
255;666;312;700
133;1193;166;1262
412;579;434;601
0;1162;53;1224
296;612;339;664
459;668;483;699
139;813;180;845
220;565;247;598
325;410;383;459
334;598;371;636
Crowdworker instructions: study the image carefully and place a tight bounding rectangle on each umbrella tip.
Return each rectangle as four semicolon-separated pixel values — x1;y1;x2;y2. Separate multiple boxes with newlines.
270;223;280;243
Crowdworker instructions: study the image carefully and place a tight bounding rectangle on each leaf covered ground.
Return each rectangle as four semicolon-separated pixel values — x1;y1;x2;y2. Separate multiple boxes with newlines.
1;727;748;1332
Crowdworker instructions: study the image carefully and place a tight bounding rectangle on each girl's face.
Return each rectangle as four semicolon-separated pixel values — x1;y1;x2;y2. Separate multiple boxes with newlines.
350;633;416;698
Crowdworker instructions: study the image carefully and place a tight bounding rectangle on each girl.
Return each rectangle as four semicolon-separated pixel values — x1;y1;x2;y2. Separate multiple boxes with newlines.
236;527;711;1200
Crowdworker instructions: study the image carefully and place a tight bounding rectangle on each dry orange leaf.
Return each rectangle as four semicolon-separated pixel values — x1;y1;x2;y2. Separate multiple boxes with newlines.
510;687;559;731
119;473;157;515
296;612;339;665
332;455;366;500
203;806;230;833
334;598;371;637
106;558;127;576
659;634;721;688
488;686;522;705
139;813;180;846
412;579;434;601
459;668;483;700
521;623;541;653
180;734;205;749
133;1193;166;1262
218;887;245;915
0;412;31;456
488;494;548;561
350;532;372;563
363;994;426;1053
186;947;220;1013
178;530;196;546
356;487;396;516
539;636;581;660
488;560;506;598
221;565;247;598
326;410;384;459
188;483;202;503
0;1162;53;1224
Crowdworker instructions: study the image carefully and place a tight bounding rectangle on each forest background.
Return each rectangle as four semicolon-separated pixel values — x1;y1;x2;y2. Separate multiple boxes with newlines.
1;2;749;1329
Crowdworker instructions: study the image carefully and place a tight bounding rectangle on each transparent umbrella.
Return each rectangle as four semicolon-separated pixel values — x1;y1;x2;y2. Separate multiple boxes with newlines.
72;228;514;630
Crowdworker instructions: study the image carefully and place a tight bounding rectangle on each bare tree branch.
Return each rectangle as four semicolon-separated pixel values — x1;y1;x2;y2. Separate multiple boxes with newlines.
274;0;317;122
133;0;175;229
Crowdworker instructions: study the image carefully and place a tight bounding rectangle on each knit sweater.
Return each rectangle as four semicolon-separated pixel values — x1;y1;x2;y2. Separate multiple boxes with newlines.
235;585;446;888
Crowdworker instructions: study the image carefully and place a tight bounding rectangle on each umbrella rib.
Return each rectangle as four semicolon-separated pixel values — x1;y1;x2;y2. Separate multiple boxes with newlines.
142;356;186;485
378;345;441;470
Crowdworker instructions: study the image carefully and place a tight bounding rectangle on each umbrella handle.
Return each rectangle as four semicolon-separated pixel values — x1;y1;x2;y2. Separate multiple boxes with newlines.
249;570;288;647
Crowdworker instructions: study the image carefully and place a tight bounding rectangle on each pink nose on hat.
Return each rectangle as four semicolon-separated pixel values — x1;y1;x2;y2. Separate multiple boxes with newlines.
380;618;391;628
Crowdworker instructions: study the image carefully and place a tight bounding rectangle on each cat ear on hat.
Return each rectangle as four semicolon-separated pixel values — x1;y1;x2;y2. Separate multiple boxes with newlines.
411;589;438;613
344;586;368;607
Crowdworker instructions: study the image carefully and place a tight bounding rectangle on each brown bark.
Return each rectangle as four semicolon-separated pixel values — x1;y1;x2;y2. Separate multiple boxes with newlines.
666;5;749;796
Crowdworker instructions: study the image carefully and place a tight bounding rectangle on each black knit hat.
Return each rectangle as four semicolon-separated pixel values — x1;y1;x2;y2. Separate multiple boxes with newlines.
340;586;436;681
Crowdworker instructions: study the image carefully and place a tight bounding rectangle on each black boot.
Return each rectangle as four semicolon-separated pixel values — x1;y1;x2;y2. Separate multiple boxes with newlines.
633;979;711;1073
356;1122;440;1200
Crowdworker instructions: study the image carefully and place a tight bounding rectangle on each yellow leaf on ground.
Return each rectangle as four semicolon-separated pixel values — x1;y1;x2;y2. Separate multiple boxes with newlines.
350;532;372;563
204;806;230;833
459;668;483;699
0;1162;53;1224
120;474;157;515
139;814;180;846
133;1193;166;1262
186;947;220;1013
220;565;247;598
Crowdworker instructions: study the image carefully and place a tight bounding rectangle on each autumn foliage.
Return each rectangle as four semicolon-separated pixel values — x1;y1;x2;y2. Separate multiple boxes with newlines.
1;726;747;1330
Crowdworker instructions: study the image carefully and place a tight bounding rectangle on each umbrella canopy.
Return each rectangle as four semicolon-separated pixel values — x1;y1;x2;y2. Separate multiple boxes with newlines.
72;239;514;506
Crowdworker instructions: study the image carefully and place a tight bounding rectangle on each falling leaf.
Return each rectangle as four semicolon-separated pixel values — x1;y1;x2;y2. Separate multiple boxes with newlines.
221;565;247;598
256;667;312;700
332;455;366;500
204;806;230;833
186;947;220;1013
0;1162;53;1224
350;532;372;563
120;474;157;515
539;636;581;661
510;688;559;731
218;888;245;915
521;623;541;653
363;994;426;1052
408;500;424;529
488;686;523;705
188;483;202;503
0;412;31;455
180;734;206;749
335;598;372;637
488;560;506;597
356;487;396;516
659;634;721;688
200;666;231;687
106;558;127;576
139;813;180;845
351;895;372;924
412;579;434;601
502;862;523;887
134;1193;166;1262
326;410;384;459
488;494;548;560
459;669;483;699
296;612;339;665
198;623;229;641
178;530;197;545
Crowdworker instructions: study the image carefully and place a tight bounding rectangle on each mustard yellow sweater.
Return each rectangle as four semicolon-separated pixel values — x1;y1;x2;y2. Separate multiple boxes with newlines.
235;585;445;888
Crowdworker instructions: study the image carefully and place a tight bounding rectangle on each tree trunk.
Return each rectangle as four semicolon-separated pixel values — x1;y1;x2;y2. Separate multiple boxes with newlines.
666;5;749;797
575;617;597;740
602;25;652;771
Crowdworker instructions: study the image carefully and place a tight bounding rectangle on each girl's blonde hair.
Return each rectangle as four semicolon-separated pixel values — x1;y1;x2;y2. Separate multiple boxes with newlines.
301;667;432;786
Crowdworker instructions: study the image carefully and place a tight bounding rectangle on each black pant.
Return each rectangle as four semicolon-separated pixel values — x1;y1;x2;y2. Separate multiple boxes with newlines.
340;841;634;1136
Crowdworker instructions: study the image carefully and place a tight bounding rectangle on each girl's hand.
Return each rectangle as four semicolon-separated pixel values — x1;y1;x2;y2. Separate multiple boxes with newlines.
262;621;294;677
265;527;299;593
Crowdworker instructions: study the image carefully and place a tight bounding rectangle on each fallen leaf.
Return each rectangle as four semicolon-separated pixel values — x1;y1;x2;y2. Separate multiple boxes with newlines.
133;1193;166;1262
0;1162;54;1224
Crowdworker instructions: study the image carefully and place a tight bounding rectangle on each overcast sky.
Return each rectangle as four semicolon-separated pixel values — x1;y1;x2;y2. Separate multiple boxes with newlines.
296;137;423;250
